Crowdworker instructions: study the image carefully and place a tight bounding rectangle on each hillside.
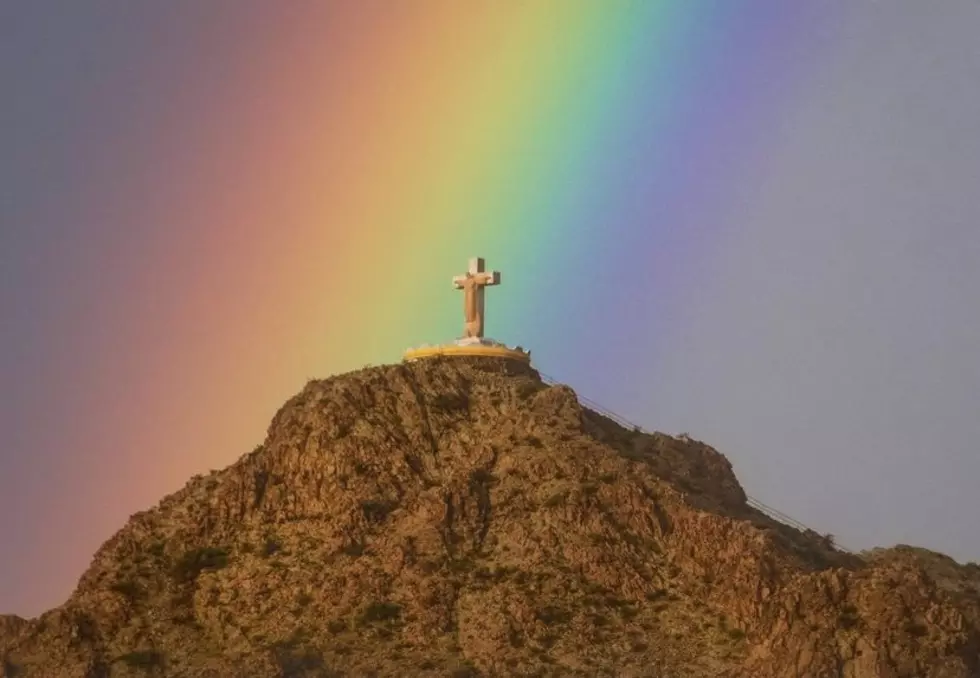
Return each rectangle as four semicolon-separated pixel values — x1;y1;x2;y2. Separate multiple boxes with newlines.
1;357;978;677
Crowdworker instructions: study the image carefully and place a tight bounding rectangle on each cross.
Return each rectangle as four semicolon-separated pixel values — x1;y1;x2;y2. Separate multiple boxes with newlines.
452;257;501;339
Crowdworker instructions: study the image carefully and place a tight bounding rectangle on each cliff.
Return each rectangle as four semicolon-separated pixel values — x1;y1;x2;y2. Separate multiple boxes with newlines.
2;358;978;677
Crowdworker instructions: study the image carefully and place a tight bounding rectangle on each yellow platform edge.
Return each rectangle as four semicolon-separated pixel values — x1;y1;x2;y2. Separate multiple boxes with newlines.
403;344;531;363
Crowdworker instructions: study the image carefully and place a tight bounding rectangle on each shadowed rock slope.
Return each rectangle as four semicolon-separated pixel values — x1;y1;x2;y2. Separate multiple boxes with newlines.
2;358;978;677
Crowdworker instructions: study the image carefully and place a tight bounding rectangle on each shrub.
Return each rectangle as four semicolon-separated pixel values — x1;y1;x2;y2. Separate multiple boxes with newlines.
839;605;861;630
272;644;324;674
444;558;469;574
507;627;524;648
539;633;558;648
359;601;402;624
431;393;467;412
360;499;396;523
543;492;566;508
109;579;143;602
341;542;365;557
468;468;494;486
644;589;667;602
117;650;164;668
589;612;610;627
535;606;570;626
171;547;230;582
619;605;638;621
262;537;282;557
449;662;481;678
72;613;99;642
906;622;928;637
727;628;746;641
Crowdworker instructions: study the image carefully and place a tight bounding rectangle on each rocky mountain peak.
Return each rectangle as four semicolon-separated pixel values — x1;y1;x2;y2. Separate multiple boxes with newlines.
2;357;978;677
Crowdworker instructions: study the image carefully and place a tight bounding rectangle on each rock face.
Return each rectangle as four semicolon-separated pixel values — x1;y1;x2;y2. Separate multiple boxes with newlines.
1;358;978;677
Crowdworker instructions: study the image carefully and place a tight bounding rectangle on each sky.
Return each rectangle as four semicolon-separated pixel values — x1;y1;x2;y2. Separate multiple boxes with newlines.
1;1;978;617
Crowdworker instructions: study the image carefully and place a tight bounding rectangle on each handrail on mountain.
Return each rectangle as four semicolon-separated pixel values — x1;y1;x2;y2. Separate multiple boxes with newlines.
536;371;852;553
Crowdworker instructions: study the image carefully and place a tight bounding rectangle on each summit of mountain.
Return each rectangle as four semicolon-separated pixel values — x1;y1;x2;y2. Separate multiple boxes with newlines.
2;357;978;677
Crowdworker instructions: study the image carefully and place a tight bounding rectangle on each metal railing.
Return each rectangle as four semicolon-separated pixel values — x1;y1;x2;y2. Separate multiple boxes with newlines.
537;371;852;553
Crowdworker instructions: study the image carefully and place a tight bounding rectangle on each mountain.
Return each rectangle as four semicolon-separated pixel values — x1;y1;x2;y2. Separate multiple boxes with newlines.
2;357;978;677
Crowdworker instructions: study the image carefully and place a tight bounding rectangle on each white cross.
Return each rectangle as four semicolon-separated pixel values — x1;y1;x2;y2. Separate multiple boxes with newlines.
452;257;501;338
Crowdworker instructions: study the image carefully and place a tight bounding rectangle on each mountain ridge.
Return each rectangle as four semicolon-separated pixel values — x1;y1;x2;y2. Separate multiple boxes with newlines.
2;357;978;677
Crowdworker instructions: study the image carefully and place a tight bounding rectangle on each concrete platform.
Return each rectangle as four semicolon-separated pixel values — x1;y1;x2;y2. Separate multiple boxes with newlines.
403;339;530;363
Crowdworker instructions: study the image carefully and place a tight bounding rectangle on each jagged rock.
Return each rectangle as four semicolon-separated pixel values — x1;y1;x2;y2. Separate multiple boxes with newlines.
1;357;977;677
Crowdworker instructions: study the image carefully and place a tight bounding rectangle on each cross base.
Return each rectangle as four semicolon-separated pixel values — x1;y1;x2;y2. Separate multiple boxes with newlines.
403;338;531;363
453;337;506;347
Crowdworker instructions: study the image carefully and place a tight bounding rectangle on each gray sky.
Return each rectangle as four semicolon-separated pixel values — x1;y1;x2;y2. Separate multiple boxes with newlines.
590;1;980;561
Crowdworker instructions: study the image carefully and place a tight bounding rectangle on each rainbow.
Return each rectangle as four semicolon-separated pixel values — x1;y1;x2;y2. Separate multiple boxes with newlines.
3;2;844;616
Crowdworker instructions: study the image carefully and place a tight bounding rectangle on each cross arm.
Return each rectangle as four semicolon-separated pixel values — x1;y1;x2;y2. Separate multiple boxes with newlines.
473;271;501;286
